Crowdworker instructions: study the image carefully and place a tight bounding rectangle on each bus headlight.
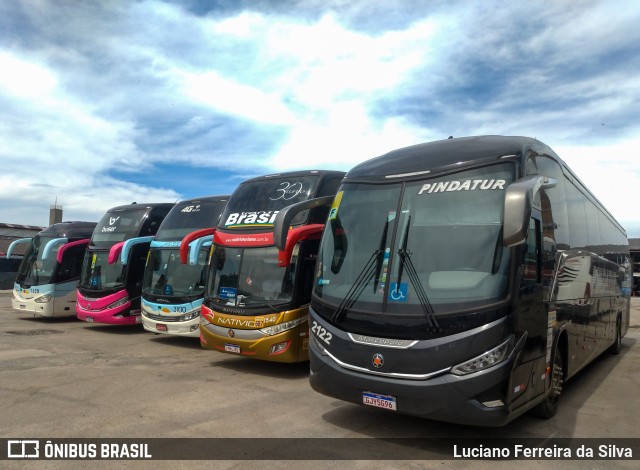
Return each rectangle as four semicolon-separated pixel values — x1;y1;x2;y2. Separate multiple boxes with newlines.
259;316;306;336
35;294;52;303
179;310;200;322
107;296;129;309
450;337;512;376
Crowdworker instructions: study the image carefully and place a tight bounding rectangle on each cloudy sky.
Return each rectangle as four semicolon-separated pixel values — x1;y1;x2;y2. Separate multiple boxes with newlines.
1;0;639;237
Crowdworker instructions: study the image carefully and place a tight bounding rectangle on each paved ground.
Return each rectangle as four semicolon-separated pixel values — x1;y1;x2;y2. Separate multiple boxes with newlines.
0;290;638;469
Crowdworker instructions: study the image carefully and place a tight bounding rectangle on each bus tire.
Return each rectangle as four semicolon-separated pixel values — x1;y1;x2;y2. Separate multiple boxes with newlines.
608;315;622;355
531;346;563;419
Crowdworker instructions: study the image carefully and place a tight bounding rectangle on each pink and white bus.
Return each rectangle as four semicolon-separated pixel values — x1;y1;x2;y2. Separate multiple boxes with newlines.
76;203;173;325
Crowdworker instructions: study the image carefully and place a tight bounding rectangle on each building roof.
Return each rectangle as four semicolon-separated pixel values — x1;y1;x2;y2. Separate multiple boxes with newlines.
629;238;640;251
0;223;45;256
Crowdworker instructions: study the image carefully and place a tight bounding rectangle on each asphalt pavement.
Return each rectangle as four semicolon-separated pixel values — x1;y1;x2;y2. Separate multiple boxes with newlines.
0;290;638;469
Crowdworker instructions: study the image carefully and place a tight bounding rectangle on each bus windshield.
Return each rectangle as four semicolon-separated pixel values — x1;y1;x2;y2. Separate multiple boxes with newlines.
15;236;59;286
79;251;126;291
142;248;208;298
155;200;227;241
220;176;319;229
206;246;295;309
92;209;148;247
314;163;514;316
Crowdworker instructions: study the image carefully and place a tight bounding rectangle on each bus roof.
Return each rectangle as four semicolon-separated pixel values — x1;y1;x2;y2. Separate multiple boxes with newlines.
106;202;175;213
154;195;230;241
345;135;559;181
38;221;97;239
237;169;346;186
174;195;229;205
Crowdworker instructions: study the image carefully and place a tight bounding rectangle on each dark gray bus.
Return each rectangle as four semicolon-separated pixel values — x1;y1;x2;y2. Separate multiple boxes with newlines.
274;135;631;426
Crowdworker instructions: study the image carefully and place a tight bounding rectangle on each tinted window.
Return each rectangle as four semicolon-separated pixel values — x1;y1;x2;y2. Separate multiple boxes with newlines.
220;176;319;229
92;209;148;246
156;200;227;240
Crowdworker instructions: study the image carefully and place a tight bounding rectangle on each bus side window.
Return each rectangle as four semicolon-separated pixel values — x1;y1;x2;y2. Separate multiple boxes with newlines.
523;218;541;284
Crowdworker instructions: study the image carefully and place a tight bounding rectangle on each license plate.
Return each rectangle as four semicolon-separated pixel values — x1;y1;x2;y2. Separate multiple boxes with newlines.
156;323;168;332
363;392;397;411
224;343;241;353
85;317;94;323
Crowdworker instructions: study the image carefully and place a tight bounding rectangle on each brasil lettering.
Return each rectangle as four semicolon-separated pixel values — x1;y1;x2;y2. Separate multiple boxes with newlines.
224;211;279;227
418;179;506;195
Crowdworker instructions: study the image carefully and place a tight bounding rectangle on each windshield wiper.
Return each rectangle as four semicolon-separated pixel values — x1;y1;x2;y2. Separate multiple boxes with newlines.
332;217;392;323
331;248;382;323
395;216;441;332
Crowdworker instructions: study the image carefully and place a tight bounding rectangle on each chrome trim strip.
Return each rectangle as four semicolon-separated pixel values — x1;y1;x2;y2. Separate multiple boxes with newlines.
205;323;265;340
322;347;450;381
348;333;418;349
385;170;431;179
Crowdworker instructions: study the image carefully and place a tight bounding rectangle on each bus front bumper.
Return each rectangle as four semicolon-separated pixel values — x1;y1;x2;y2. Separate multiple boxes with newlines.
200;322;309;363
142;316;200;337
308;338;522;427
12;297;55;316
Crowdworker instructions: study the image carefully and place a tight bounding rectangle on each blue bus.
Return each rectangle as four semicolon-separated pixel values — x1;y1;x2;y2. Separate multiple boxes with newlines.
9;222;96;316
140;196;229;337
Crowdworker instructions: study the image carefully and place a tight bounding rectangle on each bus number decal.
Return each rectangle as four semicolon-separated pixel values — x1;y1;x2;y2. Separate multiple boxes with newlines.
270;181;305;201
173;306;187;313
311;320;332;345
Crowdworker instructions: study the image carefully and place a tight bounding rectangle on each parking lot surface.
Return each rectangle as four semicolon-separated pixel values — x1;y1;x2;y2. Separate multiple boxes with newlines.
1;291;639;469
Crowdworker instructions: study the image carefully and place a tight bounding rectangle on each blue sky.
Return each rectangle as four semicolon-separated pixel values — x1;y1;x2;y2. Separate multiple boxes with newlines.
1;0;639;237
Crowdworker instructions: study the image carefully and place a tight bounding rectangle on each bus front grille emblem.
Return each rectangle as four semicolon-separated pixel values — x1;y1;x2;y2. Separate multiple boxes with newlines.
372;353;384;368
228;329;235;338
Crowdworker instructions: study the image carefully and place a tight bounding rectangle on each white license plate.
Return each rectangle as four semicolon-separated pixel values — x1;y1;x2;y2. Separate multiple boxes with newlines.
363;392;397;411
85;317;94;323
224;343;240;353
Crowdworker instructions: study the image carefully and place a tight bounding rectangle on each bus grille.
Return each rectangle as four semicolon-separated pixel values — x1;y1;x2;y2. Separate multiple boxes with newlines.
144;312;181;322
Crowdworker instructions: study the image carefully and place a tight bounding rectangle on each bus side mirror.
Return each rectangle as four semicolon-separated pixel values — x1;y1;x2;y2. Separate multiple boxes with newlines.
503;176;556;247
179;228;216;264
273;196;335;251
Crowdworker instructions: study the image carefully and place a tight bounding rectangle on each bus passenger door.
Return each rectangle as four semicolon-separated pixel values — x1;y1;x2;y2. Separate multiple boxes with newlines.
511;216;547;405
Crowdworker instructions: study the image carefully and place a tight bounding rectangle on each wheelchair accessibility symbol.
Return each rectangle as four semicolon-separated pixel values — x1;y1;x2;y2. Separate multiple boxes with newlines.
388;282;408;302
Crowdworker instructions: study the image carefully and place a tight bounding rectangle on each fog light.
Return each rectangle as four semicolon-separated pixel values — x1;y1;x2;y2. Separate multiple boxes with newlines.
269;341;290;355
190;325;199;332
482;400;505;408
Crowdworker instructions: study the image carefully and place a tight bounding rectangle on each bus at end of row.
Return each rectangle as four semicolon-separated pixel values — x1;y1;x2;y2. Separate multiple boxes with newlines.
140;195;229;337
9;221;96;317
184;170;345;362
274;135;631;426
76;203;174;325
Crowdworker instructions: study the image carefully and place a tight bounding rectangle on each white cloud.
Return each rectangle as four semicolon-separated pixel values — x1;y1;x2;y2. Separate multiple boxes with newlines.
1;0;639;240
0;52;57;98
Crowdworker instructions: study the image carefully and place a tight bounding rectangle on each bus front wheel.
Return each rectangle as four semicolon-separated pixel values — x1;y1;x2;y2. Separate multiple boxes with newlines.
531;347;563;419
